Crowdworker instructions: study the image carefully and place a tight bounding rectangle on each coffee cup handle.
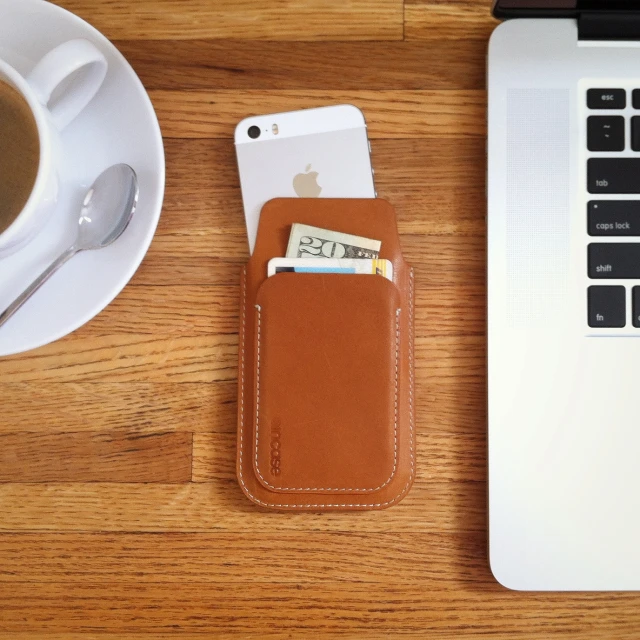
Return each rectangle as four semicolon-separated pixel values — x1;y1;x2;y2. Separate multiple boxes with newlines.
26;39;108;131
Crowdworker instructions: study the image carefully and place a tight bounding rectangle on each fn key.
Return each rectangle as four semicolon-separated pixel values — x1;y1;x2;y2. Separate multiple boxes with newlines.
588;286;626;328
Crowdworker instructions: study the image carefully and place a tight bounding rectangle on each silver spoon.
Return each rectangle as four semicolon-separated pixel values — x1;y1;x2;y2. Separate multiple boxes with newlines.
0;164;138;328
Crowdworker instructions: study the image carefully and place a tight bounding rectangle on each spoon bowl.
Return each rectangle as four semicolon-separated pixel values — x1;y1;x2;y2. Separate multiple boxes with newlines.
77;163;138;250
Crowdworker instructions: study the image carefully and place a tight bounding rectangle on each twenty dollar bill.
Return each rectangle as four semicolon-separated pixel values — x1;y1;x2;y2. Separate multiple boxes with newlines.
286;224;381;259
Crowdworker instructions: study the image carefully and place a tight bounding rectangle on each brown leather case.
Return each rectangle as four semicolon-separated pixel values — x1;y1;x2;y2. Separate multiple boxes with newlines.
237;198;415;510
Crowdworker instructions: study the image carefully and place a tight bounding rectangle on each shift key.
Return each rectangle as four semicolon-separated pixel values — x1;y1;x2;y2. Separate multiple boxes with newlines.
589;243;640;278
588;159;640;194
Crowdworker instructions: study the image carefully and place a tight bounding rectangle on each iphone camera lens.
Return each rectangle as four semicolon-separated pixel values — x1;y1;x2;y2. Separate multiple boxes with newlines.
248;125;261;139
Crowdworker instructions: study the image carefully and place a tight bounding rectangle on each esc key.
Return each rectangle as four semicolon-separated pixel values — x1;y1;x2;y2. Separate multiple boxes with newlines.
587;89;626;110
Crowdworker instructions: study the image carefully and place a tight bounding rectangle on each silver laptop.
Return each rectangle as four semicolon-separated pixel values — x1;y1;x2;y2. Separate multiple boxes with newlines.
488;0;640;590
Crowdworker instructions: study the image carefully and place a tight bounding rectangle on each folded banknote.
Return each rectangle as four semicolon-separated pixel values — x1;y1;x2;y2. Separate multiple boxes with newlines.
286;224;381;259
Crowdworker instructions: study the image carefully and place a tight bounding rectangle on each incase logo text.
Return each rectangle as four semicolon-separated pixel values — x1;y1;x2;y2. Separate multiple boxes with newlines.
270;418;282;476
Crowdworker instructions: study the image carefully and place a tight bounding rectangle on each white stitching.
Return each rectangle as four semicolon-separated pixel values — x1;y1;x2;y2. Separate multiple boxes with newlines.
238;267;246;494
237;266;415;509
255;303;262;473
408;269;415;484
253;304;400;492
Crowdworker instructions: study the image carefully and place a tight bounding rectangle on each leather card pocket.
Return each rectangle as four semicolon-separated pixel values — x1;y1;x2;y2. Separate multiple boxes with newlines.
253;273;402;494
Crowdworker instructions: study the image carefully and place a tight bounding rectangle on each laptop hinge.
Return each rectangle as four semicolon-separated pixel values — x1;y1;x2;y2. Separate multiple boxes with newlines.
579;12;640;41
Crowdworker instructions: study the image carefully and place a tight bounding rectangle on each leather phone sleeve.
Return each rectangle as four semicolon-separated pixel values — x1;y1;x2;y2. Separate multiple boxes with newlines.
237;198;415;510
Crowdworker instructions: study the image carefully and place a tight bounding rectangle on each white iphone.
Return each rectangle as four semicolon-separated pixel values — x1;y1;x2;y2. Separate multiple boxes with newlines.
234;104;376;253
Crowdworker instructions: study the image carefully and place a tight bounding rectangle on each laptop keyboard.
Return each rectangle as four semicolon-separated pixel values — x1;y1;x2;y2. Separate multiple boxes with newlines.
586;88;640;329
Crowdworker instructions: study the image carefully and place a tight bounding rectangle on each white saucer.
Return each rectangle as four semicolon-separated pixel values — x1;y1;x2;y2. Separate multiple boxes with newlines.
0;0;165;356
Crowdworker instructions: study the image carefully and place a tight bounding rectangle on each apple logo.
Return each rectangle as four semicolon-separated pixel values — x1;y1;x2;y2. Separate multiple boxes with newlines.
293;164;322;198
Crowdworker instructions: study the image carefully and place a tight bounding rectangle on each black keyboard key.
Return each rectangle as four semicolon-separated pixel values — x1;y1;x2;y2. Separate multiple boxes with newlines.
633;287;640;327
588;286;626;328
588;201;640;236
587;89;626;110
634;90;640;109
588;116;625;152
633;116;640;151
588;159;640;193
588;243;640;278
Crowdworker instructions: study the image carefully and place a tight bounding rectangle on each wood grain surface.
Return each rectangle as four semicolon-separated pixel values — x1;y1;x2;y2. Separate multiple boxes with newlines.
2;0;639;637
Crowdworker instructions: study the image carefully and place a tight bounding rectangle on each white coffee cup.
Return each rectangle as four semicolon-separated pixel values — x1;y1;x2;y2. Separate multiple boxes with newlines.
0;39;108;258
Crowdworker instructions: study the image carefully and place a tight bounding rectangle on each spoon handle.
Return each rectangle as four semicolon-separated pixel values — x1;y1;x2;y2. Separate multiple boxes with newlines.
0;247;78;328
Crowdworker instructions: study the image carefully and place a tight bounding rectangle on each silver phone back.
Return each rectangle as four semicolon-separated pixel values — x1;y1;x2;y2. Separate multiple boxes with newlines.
235;105;375;253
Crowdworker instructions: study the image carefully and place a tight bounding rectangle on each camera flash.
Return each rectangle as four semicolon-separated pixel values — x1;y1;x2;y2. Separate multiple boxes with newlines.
272;124;279;135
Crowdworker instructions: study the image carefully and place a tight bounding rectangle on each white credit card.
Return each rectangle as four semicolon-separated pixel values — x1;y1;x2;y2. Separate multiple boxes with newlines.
267;258;393;281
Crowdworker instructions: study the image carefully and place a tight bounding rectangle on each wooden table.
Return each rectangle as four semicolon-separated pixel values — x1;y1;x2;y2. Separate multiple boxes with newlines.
1;1;639;637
